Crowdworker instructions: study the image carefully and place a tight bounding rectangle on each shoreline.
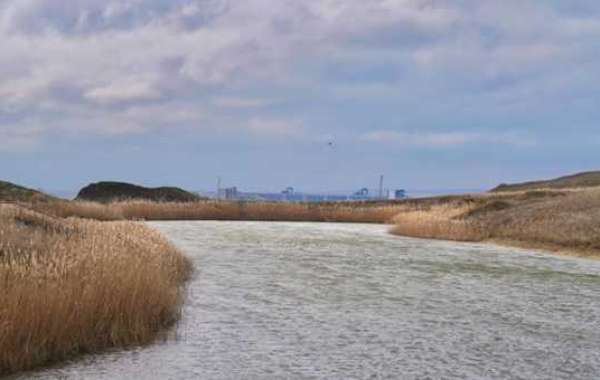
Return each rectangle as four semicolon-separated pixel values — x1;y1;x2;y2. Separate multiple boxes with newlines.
389;187;600;260
390;231;600;260
22;187;600;261
486;238;600;260
29;195;600;260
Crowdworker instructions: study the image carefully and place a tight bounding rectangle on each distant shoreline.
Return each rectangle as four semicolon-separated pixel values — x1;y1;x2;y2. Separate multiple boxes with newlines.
4;171;600;260
16;183;600;259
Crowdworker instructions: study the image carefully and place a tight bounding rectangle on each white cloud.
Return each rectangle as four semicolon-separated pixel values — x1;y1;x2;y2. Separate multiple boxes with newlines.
54;101;207;136
213;97;273;108
245;118;305;139
361;130;478;147
84;80;161;104
361;130;535;148
0;0;598;150
179;3;201;18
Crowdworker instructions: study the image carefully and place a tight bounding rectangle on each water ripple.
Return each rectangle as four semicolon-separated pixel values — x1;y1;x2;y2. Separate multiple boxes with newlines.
16;221;600;380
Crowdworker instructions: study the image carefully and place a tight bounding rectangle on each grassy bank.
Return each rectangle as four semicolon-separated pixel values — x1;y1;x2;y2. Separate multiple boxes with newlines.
390;188;600;257
0;181;53;203
0;205;192;376
30;199;403;224
21;187;600;258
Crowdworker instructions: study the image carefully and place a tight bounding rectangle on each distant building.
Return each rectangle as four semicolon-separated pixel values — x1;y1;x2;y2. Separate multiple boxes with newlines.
355;188;369;196
349;188;370;200
394;189;407;199
224;187;238;200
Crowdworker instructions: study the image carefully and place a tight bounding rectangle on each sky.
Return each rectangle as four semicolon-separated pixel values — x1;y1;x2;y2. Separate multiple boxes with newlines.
1;0;600;197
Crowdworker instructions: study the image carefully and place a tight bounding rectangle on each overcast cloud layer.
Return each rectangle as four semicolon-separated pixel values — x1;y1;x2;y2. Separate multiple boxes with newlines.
1;0;600;194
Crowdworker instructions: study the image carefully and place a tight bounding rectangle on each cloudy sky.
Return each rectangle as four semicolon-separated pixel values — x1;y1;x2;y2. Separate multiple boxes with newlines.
1;0;600;196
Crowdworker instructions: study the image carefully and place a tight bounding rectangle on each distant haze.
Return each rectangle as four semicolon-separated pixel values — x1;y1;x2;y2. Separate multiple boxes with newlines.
1;1;599;194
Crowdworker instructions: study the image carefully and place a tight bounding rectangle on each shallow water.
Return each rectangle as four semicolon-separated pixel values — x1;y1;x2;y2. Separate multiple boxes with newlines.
17;221;600;379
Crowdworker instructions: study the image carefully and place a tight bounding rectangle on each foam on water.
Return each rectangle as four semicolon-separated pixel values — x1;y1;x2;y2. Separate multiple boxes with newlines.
17;221;600;380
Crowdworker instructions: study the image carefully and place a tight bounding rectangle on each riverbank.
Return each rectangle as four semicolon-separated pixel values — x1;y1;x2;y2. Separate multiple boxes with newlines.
18;185;600;258
29;199;403;224
389;188;600;258
0;205;192;376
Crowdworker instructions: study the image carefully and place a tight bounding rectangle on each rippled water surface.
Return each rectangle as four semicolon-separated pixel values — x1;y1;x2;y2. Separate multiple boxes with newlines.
19;221;600;379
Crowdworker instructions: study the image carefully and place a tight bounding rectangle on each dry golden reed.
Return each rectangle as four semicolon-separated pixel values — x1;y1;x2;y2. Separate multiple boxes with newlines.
0;205;191;375
32;200;125;221
33;200;403;224
390;188;600;256
390;202;488;242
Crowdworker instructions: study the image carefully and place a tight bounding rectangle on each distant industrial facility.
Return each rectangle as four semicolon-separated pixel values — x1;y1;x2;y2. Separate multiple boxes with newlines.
212;176;407;202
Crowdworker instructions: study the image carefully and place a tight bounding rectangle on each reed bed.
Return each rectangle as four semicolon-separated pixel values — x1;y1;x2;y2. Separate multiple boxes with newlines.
32;200;125;221
390;202;488;242
32;200;403;224
0;205;191;375
390;189;600;256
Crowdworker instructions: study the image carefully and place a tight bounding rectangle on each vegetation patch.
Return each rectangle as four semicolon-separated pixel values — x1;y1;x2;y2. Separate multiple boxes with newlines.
391;188;600;257
0;205;192;376
0;181;52;203
31;199;403;224
492;171;600;192
76;181;204;203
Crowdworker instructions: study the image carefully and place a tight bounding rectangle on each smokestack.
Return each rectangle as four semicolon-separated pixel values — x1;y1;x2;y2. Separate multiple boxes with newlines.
379;175;384;199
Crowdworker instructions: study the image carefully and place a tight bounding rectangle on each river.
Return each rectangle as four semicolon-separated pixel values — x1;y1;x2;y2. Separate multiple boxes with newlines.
16;221;600;379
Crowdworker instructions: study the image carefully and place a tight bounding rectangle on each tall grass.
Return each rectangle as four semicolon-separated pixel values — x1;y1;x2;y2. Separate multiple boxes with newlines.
32;200;125;220
483;189;600;251
390;189;600;256
0;205;191;375
390;203;488;242
32;200;403;224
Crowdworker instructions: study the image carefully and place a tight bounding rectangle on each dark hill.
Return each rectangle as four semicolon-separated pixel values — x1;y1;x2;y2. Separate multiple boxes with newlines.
76;182;202;203
491;171;600;192
0;181;53;202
